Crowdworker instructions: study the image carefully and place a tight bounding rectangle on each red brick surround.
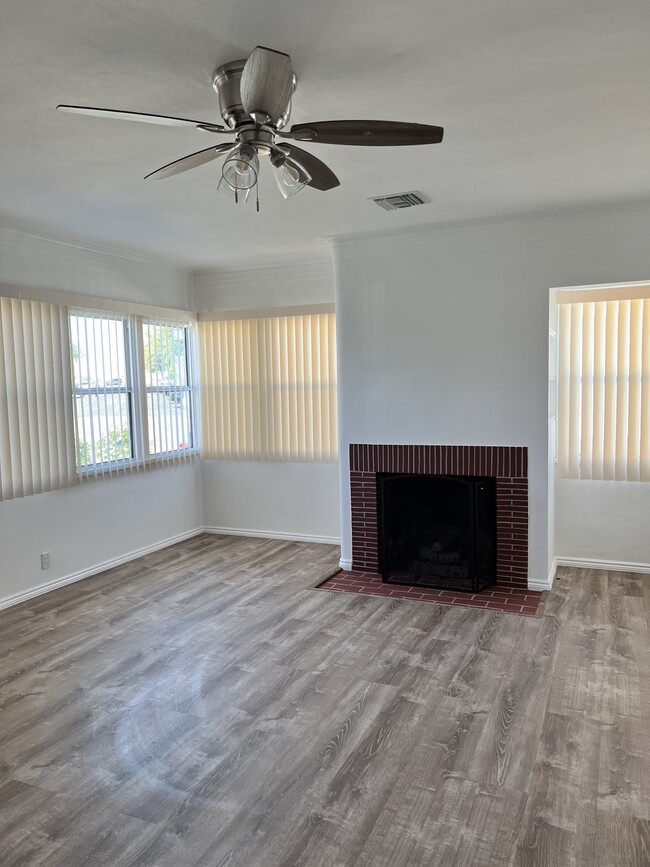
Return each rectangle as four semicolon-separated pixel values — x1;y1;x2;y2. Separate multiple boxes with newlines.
350;444;529;589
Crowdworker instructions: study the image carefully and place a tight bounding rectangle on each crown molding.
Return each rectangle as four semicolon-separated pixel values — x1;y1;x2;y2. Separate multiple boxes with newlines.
198;302;334;322
191;255;336;313
0;218;190;281
192;257;334;290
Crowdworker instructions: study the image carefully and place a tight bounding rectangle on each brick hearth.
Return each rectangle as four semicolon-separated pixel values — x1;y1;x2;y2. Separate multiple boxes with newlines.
349;444;529;589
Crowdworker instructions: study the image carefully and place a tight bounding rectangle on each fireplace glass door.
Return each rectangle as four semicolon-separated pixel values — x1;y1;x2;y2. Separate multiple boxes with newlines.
378;474;496;593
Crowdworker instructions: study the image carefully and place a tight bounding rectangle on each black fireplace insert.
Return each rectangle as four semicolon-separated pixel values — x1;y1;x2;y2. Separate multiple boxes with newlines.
378;473;496;593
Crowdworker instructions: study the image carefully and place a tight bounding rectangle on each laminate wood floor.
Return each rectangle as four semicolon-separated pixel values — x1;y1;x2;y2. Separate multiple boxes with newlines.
0;534;648;866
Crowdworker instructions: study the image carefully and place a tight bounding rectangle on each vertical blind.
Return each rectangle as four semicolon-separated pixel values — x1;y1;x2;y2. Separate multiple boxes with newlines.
557;296;650;481
0;297;76;500
199;312;338;461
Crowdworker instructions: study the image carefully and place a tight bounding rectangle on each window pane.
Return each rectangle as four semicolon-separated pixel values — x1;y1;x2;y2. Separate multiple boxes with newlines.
70;313;132;469
147;390;192;455
143;321;193;457
143;323;188;388
70;314;127;389
74;393;131;467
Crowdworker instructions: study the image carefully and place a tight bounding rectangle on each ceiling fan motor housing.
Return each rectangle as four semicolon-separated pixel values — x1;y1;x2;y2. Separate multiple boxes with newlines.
212;60;247;129
212;58;296;131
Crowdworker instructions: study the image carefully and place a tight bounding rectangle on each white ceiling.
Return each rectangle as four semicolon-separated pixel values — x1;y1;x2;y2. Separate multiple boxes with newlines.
2;0;650;268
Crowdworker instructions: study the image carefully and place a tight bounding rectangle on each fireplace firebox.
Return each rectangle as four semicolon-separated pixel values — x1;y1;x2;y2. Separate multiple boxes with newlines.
378;473;497;593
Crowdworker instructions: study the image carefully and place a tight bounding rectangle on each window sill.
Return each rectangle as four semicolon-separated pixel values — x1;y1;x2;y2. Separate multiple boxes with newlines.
77;449;199;475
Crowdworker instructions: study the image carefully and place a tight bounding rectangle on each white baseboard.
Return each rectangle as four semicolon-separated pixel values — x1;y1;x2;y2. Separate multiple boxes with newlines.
1;526;340;613
526;558;558;592
528;580;553;592
202;526;340;546
556;556;650;574
0;528;204;612
22;528;644;615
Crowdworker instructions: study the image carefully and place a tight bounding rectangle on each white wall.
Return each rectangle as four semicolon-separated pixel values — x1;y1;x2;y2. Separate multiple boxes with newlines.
0;464;202;606
555;479;650;568
0;224;202;607
192;257;341;543
332;203;650;586
202;461;339;543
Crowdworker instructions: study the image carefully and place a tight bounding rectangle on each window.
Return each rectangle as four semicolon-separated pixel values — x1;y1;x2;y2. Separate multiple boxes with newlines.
556;287;650;481
71;309;196;477
199;311;337;461
0;293;197;501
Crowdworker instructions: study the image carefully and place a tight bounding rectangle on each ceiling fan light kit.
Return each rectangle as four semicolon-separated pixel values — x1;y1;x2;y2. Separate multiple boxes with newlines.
57;45;444;209
270;148;312;199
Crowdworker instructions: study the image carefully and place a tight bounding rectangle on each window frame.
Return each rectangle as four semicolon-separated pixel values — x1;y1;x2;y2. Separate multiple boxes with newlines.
142;320;197;458
70;309;198;475
71;313;137;473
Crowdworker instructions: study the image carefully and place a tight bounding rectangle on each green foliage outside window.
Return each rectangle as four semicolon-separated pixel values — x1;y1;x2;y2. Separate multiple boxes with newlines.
76;428;130;467
143;328;185;382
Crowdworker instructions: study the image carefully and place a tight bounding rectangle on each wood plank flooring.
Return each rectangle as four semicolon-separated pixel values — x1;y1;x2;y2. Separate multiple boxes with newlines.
0;534;648;866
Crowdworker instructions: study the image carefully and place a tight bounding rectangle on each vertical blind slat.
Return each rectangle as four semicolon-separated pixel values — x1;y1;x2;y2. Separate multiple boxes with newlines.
627;299;643;480
615;300;631;480
557;304;572;478
641;300;650;481
592;302;607;479
579;303;594;479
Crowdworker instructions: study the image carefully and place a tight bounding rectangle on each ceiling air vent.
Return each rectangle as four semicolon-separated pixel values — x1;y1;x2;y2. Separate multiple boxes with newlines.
370;191;427;211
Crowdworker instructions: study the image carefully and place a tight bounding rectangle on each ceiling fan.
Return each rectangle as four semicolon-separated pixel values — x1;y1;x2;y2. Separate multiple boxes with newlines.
57;46;444;208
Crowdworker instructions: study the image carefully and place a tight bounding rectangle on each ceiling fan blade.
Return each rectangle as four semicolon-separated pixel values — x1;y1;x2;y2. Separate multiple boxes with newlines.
56;105;226;133
144;143;234;180
239;46;295;124
282;120;444;146
282;144;340;191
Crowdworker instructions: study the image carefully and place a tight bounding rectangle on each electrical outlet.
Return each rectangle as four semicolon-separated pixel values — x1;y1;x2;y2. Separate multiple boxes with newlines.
41;552;50;570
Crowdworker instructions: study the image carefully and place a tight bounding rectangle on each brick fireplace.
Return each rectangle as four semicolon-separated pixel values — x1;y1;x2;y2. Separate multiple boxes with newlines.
349;444;528;589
